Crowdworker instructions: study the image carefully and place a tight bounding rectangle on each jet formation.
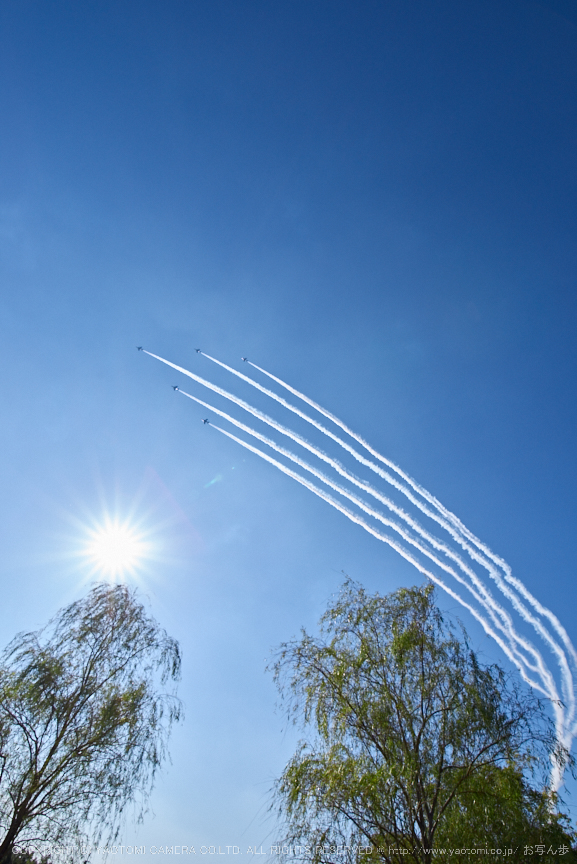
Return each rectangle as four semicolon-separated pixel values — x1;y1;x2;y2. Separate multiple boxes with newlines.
137;347;217;427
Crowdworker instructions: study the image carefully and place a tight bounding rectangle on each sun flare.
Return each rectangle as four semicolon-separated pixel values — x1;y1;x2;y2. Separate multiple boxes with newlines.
84;518;149;578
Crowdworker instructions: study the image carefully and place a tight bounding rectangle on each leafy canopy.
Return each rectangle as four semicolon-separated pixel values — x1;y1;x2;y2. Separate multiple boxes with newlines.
0;584;182;864
271;581;575;864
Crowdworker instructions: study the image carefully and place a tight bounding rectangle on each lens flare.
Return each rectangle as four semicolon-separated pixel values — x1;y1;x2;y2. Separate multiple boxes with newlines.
84;517;149;579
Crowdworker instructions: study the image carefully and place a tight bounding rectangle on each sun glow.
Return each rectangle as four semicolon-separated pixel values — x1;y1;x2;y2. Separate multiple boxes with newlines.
84;517;150;579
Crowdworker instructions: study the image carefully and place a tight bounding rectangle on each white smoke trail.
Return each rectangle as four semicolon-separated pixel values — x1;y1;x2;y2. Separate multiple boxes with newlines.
246;357;577;677
141;348;575;785
211;416;571;788
202;352;485;533
189;355;561;674
208;421;554;701
244;356;577;756
148;349;574;720
198;353;571;660
177;386;553;687
164;352;508;586
198;353;462;512
194;351;576;728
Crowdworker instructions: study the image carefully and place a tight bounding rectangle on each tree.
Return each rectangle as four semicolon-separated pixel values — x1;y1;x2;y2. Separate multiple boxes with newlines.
271;581;576;864
0;584;182;864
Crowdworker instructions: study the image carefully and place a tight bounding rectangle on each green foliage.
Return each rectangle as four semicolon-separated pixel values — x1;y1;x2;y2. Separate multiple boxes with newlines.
271;581;576;864
0;584;182;864
437;763;576;854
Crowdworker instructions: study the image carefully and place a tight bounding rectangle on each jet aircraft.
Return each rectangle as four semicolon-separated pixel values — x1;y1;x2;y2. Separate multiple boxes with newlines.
202;418;209;424
172;386;179;391
137;346;143;351
195;348;202;353
241;357;248;362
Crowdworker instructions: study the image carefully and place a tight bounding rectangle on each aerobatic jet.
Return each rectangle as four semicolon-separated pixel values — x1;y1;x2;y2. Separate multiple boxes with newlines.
172;386;179;391
137;346;143;351
202;418;209;424
195;348;202;353
241;357;248;362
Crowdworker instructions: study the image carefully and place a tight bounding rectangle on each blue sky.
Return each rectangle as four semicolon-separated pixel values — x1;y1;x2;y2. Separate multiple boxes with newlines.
1;0;577;857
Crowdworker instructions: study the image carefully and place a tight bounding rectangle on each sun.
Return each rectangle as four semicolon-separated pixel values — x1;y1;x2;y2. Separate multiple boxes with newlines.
84;517;149;579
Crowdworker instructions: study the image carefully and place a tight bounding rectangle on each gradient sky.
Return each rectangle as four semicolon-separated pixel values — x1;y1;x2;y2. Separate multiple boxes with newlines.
1;0;577;858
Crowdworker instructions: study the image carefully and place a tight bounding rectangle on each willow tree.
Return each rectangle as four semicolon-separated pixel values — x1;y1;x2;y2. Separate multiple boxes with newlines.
0;584;182;864
271;581;576;864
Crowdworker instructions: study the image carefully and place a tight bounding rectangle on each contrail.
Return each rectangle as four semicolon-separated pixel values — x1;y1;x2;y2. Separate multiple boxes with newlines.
194;351;576;720
141;347;576;786
204;352;487;532
208;421;554;700
177;386;553;687
198;353;571;654
209;417;571;789
246;356;577;676
198;355;561;671
146;349;574;726
243;356;577;735
198;353;469;522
